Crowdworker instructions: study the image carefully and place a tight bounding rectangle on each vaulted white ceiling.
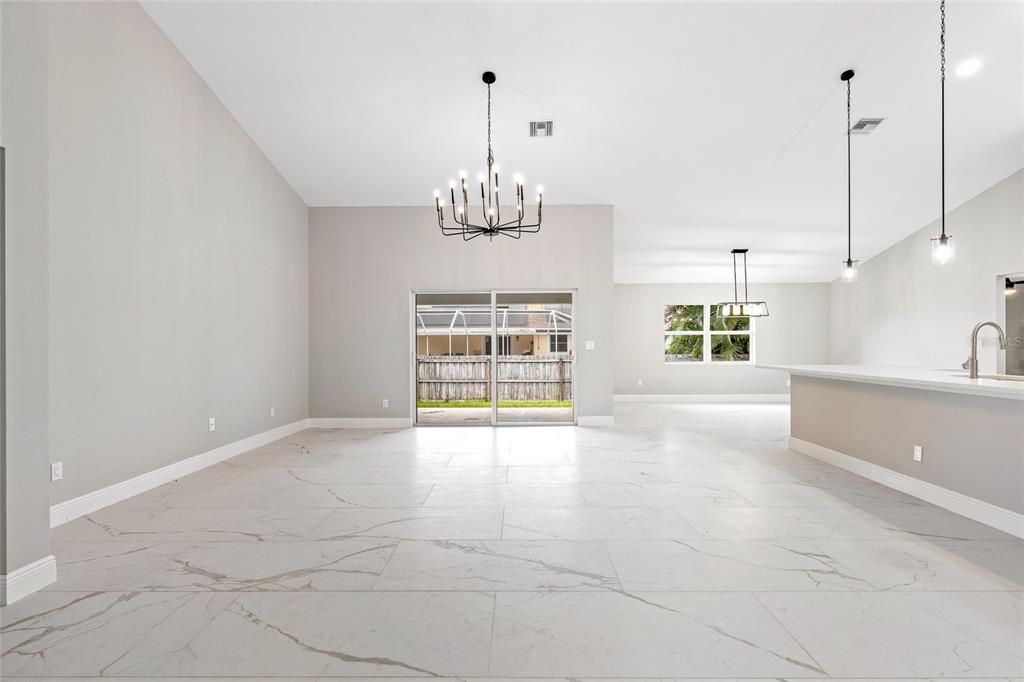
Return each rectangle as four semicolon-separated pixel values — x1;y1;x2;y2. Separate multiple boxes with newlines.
143;1;1023;283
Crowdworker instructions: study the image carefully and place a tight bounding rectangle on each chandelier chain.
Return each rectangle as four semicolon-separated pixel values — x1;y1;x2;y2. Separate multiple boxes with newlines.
486;83;493;166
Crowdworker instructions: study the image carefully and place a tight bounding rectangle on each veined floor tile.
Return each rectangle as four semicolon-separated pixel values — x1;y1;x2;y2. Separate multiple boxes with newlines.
677;506;907;541
50;507;171;543
729;481;929;508
10;403;1022;680
311;507;504;540
423;484;587;508
447;451;572;466
114;482;287;509
606;540;874;592
46;542;188;591
261;483;434;508
759;591;1024;677
581;482;751;508
502;507;698;540
374;539;620;591
489;591;827;677
1;590;493;677
134;539;398;591
369;465;510;485
810;539;1024;591
55;507;336;543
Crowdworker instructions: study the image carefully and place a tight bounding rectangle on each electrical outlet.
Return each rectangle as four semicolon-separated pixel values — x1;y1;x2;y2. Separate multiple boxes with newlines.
208;417;216;432
50;462;63;482
382;398;389;408
913;445;924;462
584;340;596;351
270;406;276;418
637;378;643;387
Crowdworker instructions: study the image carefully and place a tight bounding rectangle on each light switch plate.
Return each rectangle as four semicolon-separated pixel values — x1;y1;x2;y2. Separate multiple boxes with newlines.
913;445;924;462
209;417;216;432
50;462;63;482
382;399;389;408
584;340;596;351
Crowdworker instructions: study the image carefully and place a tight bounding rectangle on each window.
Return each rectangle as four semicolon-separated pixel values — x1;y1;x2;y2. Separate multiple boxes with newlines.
551;334;569;353
664;304;753;364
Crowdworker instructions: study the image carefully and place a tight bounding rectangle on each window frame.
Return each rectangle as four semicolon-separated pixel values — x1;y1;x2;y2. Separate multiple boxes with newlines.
664;304;755;366
551;333;570;354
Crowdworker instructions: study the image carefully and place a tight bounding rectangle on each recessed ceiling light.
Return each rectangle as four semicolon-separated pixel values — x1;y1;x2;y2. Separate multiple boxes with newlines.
955;57;982;78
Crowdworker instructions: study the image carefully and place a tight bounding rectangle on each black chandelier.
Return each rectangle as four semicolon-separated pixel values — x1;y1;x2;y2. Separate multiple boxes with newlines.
433;71;543;241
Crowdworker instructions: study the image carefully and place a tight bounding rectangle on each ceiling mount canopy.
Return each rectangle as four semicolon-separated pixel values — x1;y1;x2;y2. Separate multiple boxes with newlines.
840;68;859;283
718;249;769;318
433;71;544;241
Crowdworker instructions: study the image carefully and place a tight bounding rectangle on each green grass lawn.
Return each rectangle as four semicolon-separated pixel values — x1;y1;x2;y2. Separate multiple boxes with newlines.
417;400;572;408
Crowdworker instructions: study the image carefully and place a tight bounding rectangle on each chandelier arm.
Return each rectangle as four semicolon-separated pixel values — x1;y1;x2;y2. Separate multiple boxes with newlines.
495;173;501;226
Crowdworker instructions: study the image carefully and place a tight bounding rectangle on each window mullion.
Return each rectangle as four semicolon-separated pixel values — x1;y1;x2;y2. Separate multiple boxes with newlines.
704;304;711;363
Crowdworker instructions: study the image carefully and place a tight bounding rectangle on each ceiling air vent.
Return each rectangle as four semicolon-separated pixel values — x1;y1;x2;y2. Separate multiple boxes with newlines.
850;117;884;135
530;121;554;137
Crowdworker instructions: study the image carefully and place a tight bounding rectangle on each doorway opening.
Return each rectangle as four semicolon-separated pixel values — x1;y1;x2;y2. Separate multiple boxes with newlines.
413;291;575;426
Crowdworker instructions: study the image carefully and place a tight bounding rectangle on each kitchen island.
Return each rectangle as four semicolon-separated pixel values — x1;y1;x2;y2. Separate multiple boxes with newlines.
761;364;1024;538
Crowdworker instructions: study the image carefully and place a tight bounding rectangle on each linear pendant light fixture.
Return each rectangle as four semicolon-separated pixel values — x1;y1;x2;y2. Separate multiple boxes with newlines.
433;71;544;241
931;0;955;264
719;249;769;318
840;69;859;283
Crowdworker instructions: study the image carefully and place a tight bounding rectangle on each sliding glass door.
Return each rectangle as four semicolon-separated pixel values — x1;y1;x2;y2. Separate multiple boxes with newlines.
413;290;575;426
494;292;573;424
414;292;493;425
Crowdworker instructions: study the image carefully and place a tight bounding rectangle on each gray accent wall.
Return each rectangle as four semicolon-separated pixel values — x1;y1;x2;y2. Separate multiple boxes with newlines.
2;0;310;578
309;205;614;420
614;283;830;395
2;1;52;575
831;170;1024;369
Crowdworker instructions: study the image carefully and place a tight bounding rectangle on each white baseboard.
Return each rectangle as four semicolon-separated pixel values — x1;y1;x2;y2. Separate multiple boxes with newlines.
1;554;57;606
578;415;615;426
50;419;311;528
614;393;789;403
309;417;413;429
789;436;1024;539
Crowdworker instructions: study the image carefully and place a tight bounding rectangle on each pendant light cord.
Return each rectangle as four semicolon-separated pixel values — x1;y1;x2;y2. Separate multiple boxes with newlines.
743;252;750;302
939;0;947;239
733;252;739;303
846;77;852;263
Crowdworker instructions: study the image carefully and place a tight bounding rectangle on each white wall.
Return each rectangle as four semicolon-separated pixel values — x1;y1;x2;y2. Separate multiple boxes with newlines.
613;283;830;395
4;1;310;517
831;170;1024;370
309;205;614;420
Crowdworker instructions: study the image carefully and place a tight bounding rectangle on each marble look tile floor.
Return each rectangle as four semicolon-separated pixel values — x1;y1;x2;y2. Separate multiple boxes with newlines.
2;402;1022;679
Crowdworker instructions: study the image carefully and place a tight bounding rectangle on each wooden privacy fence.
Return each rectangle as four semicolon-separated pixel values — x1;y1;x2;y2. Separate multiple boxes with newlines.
416;356;573;402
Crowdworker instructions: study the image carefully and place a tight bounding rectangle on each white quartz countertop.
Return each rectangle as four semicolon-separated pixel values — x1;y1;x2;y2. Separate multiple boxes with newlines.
758;364;1024;400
